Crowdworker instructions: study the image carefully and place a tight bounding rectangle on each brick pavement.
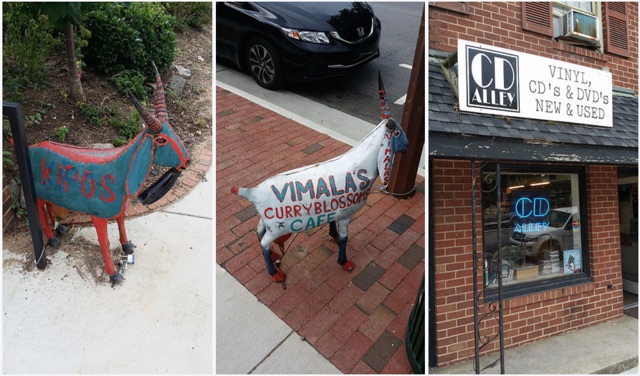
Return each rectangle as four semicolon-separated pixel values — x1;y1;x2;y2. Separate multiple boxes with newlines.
216;86;425;374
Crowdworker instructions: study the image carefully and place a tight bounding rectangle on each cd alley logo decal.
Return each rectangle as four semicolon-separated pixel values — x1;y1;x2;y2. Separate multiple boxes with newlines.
465;45;519;112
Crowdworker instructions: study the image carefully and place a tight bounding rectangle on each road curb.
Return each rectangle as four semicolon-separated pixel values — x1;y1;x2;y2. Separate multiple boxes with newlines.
592;356;638;374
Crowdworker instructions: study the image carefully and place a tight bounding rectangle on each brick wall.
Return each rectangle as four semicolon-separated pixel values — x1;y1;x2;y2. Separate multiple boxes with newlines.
3;176;16;232
431;159;624;367
429;2;639;95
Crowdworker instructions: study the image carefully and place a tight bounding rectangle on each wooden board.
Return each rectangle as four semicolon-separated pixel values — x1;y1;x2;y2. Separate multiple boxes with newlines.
514;265;539;280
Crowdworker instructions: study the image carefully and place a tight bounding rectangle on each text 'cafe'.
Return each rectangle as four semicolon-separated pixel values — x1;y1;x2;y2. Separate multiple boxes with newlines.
429;40;638;365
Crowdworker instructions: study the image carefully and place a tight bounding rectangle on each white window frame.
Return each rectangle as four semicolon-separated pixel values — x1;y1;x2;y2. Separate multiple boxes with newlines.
552;2;603;52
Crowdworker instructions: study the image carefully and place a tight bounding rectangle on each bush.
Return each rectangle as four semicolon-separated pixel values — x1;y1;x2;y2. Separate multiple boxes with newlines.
162;2;211;32
2;3;61;100
111;69;149;99
82;2;175;81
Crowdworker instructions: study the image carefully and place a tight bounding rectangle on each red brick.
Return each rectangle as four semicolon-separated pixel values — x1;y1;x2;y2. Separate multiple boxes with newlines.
315;331;343;359
328;282;364;314
382;345;413;374
359;304;396;341
379;262;411;290
356;282;391;315
299;306;340;345
330;331;373;373
329;304;368;343
270;283;308;318
351;360;377;374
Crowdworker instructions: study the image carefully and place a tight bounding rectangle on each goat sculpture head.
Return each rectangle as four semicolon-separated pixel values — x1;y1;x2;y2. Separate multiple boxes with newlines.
129;63;190;205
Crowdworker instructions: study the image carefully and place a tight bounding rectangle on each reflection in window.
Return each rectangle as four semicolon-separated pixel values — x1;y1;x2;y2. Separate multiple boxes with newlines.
481;170;585;287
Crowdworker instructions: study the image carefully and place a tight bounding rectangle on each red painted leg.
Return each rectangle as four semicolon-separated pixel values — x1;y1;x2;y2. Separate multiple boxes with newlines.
36;199;56;246
116;215;128;244
116;215;134;254
45;202;56;230
90;216;120;283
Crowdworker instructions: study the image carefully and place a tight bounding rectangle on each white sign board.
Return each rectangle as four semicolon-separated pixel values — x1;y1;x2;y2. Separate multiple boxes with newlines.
458;39;613;127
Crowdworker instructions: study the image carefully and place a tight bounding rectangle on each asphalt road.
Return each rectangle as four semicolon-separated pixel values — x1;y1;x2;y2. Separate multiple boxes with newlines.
216;2;424;125
287;2;424;125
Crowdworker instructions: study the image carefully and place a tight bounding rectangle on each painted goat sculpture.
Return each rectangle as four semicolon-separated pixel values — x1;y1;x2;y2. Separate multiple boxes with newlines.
233;73;409;283
29;64;190;284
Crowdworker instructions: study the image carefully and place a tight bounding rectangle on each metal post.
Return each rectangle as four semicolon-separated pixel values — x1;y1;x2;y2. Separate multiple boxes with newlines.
496;162;505;374
471;160;480;374
388;6;425;198
472;161;506;374
3;102;46;270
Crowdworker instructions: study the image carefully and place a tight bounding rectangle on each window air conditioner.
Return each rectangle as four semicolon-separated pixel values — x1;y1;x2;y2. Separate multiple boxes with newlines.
563;9;600;45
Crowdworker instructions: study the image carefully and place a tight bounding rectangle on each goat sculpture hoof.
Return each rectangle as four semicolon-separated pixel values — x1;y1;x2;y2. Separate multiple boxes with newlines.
122;241;135;255
55;225;69;236
110;273;124;285
47;237;59;248
342;260;355;272
272;270;286;283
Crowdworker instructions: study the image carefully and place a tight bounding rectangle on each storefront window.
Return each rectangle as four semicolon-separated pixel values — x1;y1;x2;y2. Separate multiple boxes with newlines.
481;167;586;288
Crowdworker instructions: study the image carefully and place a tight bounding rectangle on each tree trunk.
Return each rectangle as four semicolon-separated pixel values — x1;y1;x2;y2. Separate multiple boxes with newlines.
65;22;86;103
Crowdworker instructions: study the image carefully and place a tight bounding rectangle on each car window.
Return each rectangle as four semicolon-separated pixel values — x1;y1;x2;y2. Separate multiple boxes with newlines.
546;210;571;228
226;2;257;12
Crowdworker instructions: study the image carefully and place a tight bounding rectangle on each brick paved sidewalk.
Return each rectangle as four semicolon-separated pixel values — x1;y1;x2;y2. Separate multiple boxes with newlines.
216;86;425;374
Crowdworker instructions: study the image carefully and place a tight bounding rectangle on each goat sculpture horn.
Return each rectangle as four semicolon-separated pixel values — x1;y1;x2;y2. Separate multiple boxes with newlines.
378;71;392;120
152;62;168;123
128;90;162;134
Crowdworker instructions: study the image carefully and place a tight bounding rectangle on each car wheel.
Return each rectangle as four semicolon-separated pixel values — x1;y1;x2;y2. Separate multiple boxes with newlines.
245;37;285;90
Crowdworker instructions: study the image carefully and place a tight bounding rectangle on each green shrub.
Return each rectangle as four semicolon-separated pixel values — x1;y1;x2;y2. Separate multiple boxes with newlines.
82;2;175;81
111;69;149;99
2;3;61;100
109;112;142;142
162;2;211;31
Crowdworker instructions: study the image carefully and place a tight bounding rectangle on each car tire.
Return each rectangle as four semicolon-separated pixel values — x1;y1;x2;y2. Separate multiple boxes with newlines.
245;37;285;90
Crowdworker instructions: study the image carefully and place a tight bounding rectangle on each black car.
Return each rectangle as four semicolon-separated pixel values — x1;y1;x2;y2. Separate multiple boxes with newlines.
216;2;381;90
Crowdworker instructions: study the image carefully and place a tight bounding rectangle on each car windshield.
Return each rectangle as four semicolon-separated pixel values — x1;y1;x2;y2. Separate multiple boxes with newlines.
545;210;571;228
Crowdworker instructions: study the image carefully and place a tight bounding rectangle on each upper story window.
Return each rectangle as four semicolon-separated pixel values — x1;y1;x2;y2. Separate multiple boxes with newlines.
552;2;601;48
521;2;631;57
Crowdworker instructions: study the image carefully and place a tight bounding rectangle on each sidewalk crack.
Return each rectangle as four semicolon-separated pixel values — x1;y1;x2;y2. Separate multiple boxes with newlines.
249;330;295;374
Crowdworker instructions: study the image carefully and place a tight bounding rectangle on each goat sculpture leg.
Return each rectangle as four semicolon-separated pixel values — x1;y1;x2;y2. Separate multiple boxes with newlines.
335;218;355;272
116;215;134;255
36;198;58;248
90;216;122;284
256;219;285;282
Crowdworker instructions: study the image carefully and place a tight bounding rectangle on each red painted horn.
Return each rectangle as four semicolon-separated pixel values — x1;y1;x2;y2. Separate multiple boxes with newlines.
152;62;168;123
378;71;392;120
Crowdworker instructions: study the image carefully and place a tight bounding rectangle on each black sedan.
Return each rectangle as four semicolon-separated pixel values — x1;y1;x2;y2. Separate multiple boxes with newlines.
216;2;381;90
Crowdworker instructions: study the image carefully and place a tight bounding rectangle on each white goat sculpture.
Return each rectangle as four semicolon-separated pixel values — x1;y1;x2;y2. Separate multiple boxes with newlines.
232;74;409;283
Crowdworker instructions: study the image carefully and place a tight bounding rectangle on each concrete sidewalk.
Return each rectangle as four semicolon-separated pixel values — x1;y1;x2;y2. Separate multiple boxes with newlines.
430;314;638;374
217;264;341;374
2;154;212;373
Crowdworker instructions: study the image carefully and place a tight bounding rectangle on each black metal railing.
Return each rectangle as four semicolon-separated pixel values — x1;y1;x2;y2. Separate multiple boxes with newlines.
3;102;46;270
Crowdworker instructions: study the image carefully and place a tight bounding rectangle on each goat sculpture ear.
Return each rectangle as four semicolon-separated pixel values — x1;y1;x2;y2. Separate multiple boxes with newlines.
128;90;162;134
378;71;392;120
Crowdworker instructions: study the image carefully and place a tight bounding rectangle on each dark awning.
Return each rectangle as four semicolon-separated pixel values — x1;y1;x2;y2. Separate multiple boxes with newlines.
429;56;638;165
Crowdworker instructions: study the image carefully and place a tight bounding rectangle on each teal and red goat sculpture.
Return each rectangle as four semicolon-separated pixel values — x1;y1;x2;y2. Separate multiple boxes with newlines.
232;73;409;284
28;64;190;284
